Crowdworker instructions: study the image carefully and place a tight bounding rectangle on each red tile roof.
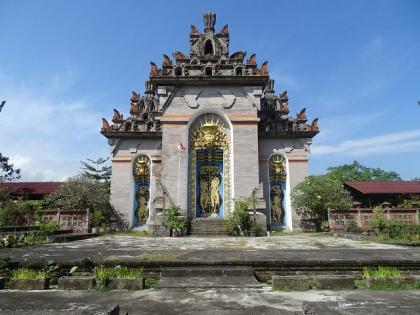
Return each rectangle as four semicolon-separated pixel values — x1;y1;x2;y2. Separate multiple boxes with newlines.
0;182;62;196
345;181;420;194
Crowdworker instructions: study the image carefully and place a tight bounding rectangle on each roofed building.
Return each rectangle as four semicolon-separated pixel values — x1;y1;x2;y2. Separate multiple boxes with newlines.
101;12;319;233
344;181;420;207
0;182;61;200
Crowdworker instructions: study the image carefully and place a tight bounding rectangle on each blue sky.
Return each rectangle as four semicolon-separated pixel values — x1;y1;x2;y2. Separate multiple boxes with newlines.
0;0;419;181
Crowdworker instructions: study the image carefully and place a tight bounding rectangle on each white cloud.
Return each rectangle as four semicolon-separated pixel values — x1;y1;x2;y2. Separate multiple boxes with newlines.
312;129;420;157
0;69;108;181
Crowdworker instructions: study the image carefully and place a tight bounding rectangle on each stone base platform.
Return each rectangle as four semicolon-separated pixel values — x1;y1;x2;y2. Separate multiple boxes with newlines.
1;235;419;277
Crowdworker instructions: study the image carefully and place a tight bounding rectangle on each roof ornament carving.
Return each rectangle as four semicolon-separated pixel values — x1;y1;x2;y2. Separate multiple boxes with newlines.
162;55;172;67
203;11;216;32
246;54;257;65
258;79;319;138
100;12;319;140
220;24;229;34
191;24;199;35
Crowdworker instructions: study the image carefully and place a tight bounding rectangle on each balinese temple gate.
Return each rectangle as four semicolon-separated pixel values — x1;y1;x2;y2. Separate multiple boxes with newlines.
101;12;319;234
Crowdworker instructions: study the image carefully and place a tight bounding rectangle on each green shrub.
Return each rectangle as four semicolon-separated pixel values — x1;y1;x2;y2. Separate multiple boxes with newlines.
163;205;185;233
39;221;59;235
12;268;47;279
371;206;387;230
90;209;104;227
224;199;253;235
383;221;419;241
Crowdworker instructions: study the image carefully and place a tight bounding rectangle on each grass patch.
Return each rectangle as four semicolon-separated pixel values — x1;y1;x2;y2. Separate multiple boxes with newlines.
362;266;401;279
92;266;144;280
140;254;178;262
145;276;159;289
12;268;47;279
270;231;325;237
111;230;152;237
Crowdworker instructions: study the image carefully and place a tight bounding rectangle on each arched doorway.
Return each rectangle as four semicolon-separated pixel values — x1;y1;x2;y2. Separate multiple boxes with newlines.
188;113;232;218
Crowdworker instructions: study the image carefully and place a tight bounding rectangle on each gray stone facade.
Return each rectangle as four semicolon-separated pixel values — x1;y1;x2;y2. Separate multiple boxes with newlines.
102;12;319;233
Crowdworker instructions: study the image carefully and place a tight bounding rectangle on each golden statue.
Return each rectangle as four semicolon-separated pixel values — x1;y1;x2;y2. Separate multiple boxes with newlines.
210;176;220;213
200;180;209;213
136;186;149;225
270;185;284;224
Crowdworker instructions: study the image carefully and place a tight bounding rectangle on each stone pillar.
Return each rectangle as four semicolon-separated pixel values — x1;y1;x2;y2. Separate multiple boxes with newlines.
56;208;61;230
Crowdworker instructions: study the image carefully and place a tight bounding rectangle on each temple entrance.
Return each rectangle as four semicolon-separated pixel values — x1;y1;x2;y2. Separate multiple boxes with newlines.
196;148;224;217
188;113;232;218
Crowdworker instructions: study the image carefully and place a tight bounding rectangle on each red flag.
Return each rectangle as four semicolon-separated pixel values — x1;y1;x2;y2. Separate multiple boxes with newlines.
177;141;185;150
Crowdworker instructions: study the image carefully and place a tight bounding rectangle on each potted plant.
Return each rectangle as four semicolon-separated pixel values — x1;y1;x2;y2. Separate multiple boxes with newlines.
58;266;96;290
8;268;50;290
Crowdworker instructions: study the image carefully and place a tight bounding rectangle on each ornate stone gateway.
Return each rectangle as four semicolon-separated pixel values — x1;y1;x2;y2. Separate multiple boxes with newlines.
101;12;320;232
189;113;231;218
269;154;287;225
133;155;151;226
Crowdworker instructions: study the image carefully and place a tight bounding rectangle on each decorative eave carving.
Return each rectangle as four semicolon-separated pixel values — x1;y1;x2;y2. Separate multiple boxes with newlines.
101;80;163;138
259;80;319;139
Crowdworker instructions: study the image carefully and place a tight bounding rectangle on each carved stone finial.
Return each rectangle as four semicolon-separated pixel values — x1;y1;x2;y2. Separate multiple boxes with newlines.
203;11;216;32
112;109;123;123
297;108;307;121
246;54;256;65
310;118;319;131
149;62;160;76
229;51;246;60
101;118;110;132
131;91;140;102
280;91;288;101
172;51;188;60
220;24;229;34
130;92;140;115
260;61;269;76
191;24;199;34
162;54;172;67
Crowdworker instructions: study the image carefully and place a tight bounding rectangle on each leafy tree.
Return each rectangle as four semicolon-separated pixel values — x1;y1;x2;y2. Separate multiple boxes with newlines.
327;161;401;182
80;157;111;183
45;175;110;227
0;153;20;183
412;177;420;181
292;175;353;231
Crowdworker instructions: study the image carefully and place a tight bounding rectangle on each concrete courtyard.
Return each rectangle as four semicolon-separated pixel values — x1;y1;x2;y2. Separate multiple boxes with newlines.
1;234;419;267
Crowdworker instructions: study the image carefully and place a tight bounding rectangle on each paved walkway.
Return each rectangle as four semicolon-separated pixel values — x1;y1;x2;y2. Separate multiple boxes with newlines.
1;288;419;314
1;234;419;268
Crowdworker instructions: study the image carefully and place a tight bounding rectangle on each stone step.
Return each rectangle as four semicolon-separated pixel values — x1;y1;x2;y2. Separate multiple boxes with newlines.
157;266;262;289
161;266;254;277
156;276;262;289
190;217;227;236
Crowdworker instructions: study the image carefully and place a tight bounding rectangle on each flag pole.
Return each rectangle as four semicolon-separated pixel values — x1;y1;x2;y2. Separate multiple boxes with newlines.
177;150;181;205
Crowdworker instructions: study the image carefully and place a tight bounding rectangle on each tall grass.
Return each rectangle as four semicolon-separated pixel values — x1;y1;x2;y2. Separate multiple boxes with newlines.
93;266;144;280
363;266;401;279
12;268;47;279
